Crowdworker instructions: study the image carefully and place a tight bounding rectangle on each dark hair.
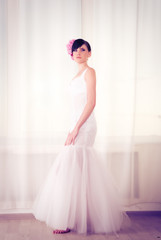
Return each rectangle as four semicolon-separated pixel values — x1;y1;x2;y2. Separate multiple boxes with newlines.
72;39;91;54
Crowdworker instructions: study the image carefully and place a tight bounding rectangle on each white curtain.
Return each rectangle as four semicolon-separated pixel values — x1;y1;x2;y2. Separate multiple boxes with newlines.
0;0;161;213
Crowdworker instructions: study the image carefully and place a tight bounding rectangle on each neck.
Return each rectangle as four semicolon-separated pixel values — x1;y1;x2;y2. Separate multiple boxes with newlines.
77;62;88;72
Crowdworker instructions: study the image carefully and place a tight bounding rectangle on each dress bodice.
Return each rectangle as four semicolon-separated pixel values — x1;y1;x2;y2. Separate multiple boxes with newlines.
69;68;88;95
68;68;88;117
68;68;96;133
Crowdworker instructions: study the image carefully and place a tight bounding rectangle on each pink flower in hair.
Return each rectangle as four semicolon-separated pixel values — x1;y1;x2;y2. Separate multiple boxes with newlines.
66;39;75;60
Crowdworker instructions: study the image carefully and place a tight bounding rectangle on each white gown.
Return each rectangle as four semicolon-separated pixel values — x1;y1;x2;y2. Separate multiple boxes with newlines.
32;68;127;234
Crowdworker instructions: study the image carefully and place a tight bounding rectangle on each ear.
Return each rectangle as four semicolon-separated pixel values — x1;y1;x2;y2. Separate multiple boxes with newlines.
88;51;91;57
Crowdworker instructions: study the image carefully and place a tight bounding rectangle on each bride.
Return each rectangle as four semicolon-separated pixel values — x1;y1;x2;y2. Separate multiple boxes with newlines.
33;38;127;235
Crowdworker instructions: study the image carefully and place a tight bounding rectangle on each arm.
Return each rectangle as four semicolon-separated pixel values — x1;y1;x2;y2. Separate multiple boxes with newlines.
65;68;96;145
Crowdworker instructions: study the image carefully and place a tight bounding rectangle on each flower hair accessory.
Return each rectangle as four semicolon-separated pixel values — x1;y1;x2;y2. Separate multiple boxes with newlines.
66;39;75;60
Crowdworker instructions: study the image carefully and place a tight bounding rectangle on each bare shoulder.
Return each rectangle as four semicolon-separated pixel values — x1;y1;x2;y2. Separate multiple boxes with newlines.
86;67;96;75
85;67;96;81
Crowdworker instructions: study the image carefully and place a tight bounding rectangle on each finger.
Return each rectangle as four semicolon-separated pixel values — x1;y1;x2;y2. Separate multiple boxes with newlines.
70;138;73;145
67;137;72;145
66;140;70;145
72;137;75;145
72;135;77;145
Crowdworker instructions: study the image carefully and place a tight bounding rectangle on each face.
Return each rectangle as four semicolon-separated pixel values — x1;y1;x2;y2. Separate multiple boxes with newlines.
73;44;91;63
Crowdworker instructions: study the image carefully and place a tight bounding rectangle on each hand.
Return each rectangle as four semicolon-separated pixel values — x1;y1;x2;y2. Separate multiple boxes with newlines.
65;127;79;145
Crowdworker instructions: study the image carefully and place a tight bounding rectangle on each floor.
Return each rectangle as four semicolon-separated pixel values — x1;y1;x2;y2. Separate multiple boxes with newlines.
0;212;161;240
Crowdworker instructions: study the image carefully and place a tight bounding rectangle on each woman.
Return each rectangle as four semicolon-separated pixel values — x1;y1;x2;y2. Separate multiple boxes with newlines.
33;39;126;235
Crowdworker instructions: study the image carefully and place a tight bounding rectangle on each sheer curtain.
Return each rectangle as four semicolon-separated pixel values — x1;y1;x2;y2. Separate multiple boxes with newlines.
82;0;161;210
0;0;161;213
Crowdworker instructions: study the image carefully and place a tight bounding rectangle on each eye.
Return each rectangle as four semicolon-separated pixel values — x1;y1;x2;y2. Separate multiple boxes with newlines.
81;48;85;52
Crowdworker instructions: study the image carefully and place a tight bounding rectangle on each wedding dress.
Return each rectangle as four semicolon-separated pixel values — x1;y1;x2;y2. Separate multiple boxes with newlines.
33;68;127;234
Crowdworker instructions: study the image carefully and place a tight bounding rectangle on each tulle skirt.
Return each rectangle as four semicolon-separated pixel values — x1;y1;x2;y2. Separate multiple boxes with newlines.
32;127;128;234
